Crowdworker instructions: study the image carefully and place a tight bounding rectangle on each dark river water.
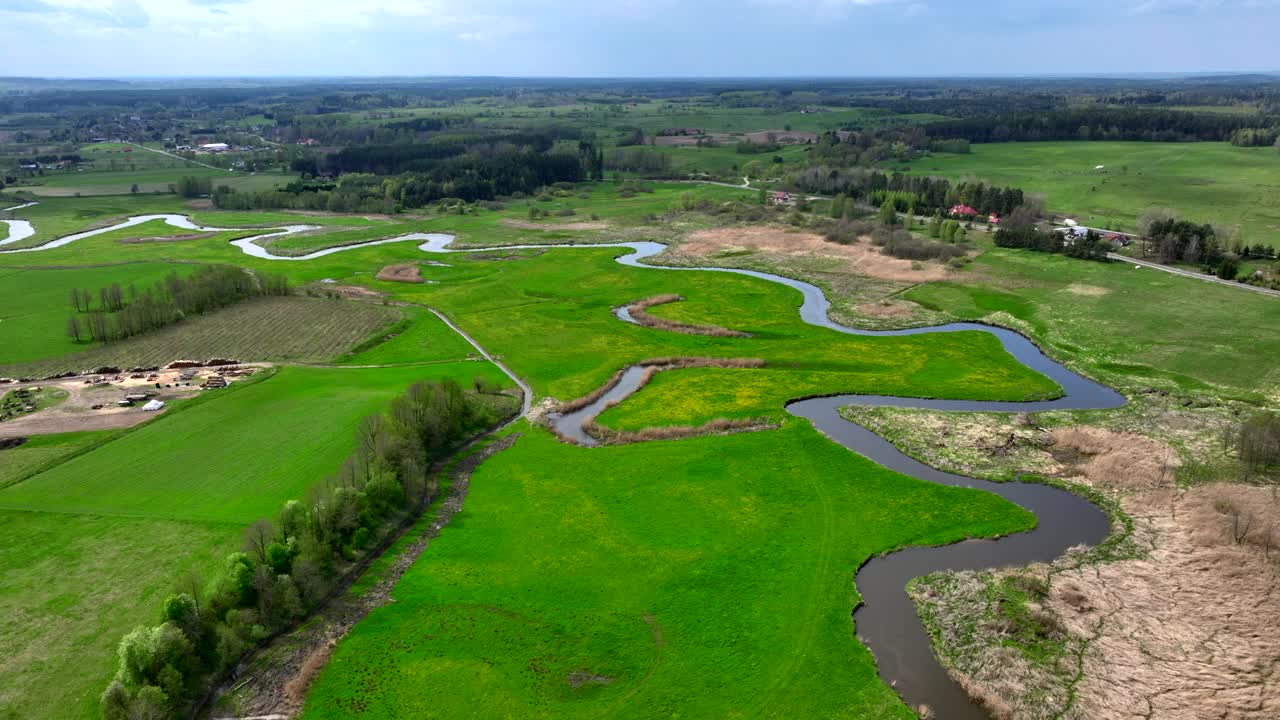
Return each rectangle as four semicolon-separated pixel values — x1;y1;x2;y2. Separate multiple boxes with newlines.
537;240;1124;718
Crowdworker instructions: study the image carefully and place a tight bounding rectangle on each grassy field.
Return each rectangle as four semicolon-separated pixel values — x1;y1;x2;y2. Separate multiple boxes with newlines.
0;362;511;720
901;245;1280;400
0;262;194;365
895;141;1280;247
0;295;400;378
8;183;1269;720
302;422;1032;720
0;510;240;720
27;169;290;197
336;305;479;366
0;430;116;489
0;364;508;522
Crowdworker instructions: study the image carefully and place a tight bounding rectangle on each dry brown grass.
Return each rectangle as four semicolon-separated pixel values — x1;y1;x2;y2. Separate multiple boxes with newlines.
1064;283;1110;297
582;416;773;445
1045;482;1280;719
1051;426;1180;489
375;263;422;283
283;639;336;706
623;295;750;338
681;226;951;283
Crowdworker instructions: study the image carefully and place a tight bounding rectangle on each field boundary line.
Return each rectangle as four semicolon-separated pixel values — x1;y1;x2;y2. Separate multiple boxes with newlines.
426;306;533;418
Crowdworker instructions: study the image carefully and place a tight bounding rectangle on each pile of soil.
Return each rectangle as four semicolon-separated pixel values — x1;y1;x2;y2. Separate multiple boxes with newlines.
375;263;423;283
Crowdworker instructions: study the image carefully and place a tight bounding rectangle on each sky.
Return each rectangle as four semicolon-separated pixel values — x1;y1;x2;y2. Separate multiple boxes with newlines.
0;0;1277;78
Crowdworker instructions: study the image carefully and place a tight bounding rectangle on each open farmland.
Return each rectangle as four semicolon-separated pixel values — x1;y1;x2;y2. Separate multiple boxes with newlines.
0;295;400;378
0;262;193;365
301;423;1031;720
901;244;1280;398
26;168;291;197
0;362;513;719
898;141;1280;248
3;70;1280;720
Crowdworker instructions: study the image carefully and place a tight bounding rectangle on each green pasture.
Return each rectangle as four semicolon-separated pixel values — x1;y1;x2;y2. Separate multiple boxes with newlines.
26;169;290;197
896;141;1280;247
0;510;239;720
0;262;193;365
407;246;1059;404
336;305;478;366
903;245;1280;398
0;362;511;719
0;431;116;490
0;364;508;523
7;181;1273;720
301;421;1032;719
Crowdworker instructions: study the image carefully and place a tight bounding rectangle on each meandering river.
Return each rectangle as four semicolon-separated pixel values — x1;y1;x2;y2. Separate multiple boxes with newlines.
3;212;1125;718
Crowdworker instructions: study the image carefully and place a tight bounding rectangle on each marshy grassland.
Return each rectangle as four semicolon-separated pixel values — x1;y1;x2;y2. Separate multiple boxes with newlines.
1;178;1274;720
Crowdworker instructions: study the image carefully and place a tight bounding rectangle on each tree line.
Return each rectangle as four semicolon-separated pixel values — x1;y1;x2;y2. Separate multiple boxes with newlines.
66;266;289;344
216;137;597;212
994;226;1110;261
925;108;1268;143
790;166;1026;217
100;377;508;720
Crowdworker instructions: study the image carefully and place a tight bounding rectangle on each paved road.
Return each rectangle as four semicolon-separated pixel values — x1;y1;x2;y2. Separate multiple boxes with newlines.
1107;253;1280;298
427;307;533;419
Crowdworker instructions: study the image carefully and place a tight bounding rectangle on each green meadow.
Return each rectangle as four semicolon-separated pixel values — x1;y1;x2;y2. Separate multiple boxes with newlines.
0;362;511;720
0;262;192;365
4;176;1272;720
302;423;1032;720
902;244;1280;398
0;364;508;523
896;141;1280;247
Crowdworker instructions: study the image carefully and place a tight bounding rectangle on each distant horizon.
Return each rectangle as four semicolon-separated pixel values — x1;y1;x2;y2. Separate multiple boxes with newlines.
2;0;1278;78
7;71;1280;83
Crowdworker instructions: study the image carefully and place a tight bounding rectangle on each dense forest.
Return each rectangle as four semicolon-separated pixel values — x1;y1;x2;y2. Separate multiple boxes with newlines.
925;107;1273;143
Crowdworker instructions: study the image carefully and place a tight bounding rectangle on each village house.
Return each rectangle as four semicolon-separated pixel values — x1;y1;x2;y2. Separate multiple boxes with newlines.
949;204;979;219
771;191;796;206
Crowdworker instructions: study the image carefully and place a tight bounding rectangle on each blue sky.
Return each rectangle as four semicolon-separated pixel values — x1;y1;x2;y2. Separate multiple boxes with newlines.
0;0;1276;77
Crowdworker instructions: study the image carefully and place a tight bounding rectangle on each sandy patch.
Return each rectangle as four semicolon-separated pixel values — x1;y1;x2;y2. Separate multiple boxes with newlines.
681;227;950;283
501;219;609;231
1049;483;1280;719
0;369;241;438
1065;284;1110;297
375;263;422;283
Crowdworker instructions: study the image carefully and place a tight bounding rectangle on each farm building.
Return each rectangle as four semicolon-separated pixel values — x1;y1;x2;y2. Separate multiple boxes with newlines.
199;142;230;152
142;400;165;412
